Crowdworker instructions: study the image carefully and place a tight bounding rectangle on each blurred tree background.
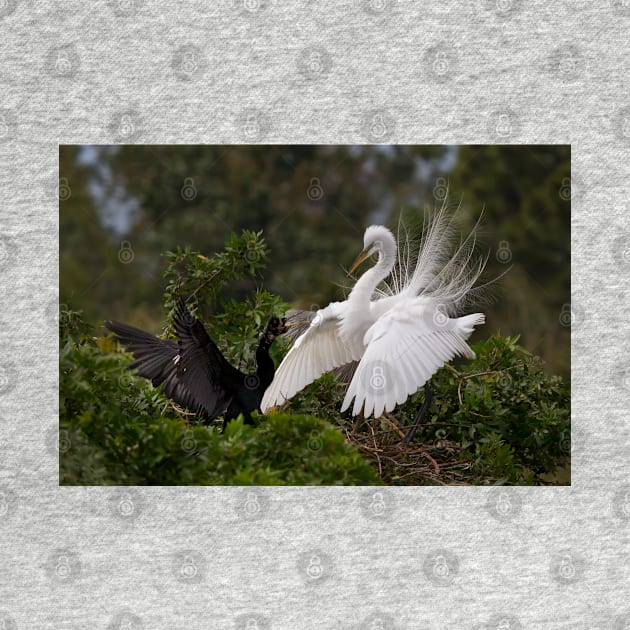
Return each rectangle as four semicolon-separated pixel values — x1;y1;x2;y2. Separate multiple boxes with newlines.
59;144;570;377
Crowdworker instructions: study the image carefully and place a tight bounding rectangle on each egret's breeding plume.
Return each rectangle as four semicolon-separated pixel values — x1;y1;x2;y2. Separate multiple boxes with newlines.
261;206;487;441
105;299;287;430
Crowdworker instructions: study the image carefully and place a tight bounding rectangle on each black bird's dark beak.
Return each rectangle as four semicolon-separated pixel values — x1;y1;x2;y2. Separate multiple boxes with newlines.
278;317;288;335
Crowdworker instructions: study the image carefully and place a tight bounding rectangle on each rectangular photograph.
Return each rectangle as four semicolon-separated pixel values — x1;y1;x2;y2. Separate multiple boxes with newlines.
59;144;570;486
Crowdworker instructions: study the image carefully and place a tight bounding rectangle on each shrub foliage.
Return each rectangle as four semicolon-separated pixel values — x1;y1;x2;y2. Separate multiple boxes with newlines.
59;232;570;485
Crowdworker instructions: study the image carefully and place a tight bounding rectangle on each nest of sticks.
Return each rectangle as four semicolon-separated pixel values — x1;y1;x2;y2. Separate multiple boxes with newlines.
342;413;472;485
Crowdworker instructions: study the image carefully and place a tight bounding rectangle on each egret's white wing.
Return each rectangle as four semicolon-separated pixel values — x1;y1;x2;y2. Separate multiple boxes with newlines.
341;301;484;418
261;302;362;411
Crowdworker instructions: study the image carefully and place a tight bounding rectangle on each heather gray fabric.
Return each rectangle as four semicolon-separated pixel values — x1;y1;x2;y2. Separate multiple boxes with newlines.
1;1;629;628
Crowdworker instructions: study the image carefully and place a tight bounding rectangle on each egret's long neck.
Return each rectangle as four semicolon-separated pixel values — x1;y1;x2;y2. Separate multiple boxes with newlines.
349;238;397;306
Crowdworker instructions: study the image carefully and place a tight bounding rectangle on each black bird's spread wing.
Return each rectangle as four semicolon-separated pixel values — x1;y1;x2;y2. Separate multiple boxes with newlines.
105;299;241;421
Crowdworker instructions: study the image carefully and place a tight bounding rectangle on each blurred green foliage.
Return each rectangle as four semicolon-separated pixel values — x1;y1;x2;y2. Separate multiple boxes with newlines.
59;144;570;375
60;232;570;485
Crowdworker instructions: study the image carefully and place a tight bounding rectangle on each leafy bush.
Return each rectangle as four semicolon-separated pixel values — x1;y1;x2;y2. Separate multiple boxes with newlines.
59;231;570;486
59;232;380;485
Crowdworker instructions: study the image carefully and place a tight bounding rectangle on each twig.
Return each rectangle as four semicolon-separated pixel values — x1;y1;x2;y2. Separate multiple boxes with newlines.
369;423;382;476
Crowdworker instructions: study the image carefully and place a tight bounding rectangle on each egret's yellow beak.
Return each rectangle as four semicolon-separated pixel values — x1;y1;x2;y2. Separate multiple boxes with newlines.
348;249;369;277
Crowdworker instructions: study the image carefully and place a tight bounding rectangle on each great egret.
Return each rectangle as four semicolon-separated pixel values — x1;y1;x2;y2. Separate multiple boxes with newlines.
105;298;287;430
261;207;486;441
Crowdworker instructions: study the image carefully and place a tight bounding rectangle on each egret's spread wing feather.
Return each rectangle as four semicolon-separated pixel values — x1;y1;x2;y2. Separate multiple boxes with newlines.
261;303;360;411
341;302;484;418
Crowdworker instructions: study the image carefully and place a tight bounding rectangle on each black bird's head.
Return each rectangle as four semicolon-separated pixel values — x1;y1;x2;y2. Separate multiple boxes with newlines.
265;316;288;338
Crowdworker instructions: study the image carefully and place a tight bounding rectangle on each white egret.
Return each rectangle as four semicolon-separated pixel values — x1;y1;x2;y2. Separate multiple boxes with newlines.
261;206;487;441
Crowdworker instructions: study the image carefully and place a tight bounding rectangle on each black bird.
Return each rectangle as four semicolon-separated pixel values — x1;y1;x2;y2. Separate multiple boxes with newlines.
104;299;287;430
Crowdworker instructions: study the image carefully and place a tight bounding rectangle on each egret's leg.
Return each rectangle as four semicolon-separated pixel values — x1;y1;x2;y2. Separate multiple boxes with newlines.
402;383;433;444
